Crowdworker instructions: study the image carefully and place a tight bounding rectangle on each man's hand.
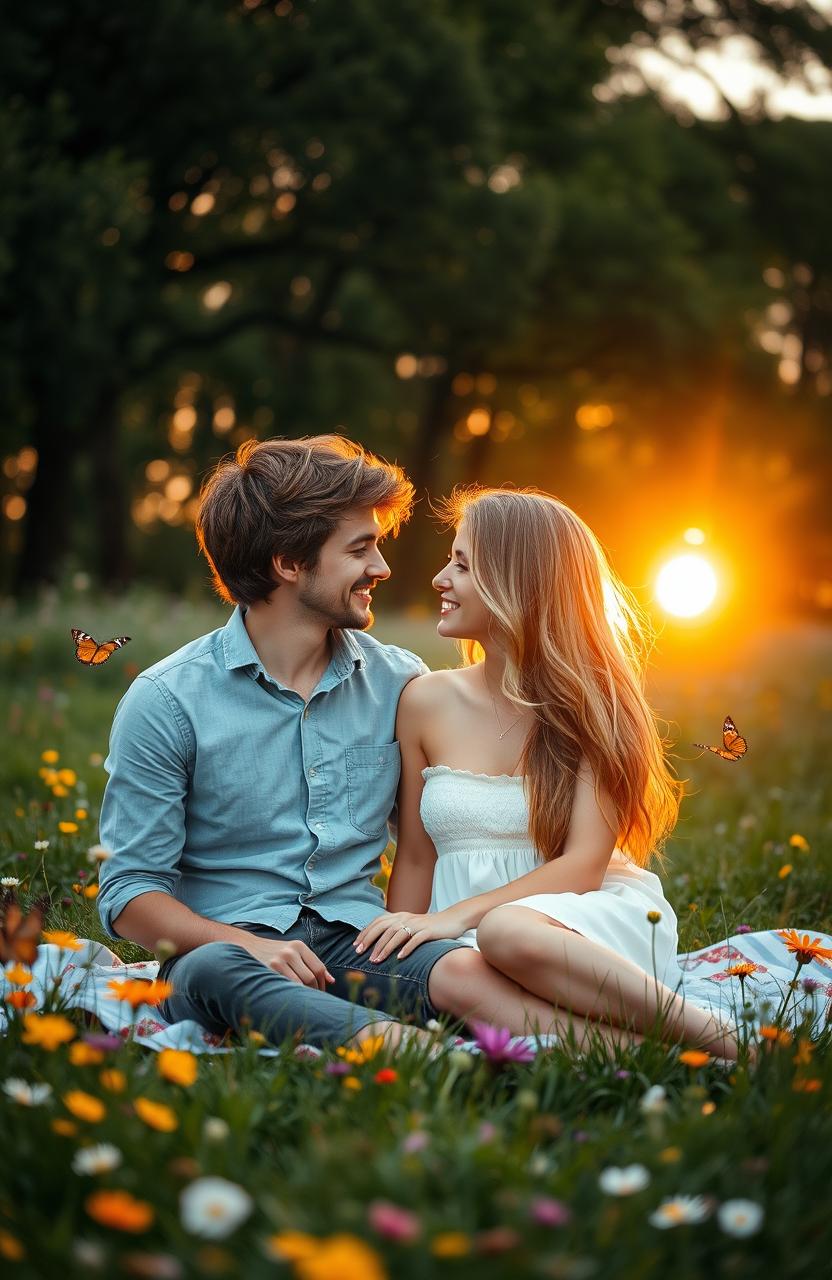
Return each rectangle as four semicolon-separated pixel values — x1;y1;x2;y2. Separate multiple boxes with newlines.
239;935;335;991
353;906;472;964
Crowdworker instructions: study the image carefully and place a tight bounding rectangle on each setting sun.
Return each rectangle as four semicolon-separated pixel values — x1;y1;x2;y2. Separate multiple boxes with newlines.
654;553;719;618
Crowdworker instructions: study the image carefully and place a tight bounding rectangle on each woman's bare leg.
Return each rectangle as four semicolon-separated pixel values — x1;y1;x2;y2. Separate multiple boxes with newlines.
476;905;741;1059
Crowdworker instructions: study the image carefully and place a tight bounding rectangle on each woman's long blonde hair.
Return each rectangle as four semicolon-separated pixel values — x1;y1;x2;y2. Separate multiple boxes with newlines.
439;486;682;868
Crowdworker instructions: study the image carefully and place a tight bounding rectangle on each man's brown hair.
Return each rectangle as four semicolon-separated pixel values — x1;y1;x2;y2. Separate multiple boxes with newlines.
195;434;414;605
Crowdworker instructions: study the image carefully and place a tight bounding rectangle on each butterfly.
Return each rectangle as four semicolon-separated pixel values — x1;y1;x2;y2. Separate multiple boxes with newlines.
71;628;131;667
693;714;748;762
0;896;44;965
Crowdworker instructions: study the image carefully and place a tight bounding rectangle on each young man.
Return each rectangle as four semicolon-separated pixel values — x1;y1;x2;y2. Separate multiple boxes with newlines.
97;435;557;1050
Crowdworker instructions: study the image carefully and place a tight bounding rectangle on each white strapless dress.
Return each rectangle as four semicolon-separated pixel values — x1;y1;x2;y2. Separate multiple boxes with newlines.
423;765;685;990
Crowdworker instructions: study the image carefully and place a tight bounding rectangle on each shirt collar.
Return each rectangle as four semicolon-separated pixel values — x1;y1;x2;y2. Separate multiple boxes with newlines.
222;606;366;678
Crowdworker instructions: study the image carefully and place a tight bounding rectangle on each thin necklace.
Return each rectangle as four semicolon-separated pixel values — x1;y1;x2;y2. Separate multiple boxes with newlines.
484;671;528;740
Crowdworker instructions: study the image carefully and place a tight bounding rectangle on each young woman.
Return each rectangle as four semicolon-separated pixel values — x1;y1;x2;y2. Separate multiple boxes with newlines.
354;486;742;1059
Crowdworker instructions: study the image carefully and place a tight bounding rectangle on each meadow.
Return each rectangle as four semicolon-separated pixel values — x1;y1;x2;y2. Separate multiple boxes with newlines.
1;585;831;1279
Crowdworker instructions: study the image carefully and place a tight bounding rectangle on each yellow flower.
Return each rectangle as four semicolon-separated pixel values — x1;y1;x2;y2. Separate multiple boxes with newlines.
58;821;79;835
343;1075;362;1091
778;864;793;879
679;1050;711;1068
336;1034;385;1065
265;1232;319;1262
701;1101;717;1116
22;1012;77;1051
63;1090;106;1123
51;1118;78;1137
0;1228;25;1261
41;749;59;764
86;1189;154;1234
99;1068;127;1093
57;768;77;787
82;884;99;899
647;910;662;924
789;833;810;852
134;1097;178;1132
294;1235;388;1280
4;963;33;986
75;808;88;820
42;930;83;951
431;1232;471;1258
157;1049;198;1086
69;1042;105;1067
52;785;69;798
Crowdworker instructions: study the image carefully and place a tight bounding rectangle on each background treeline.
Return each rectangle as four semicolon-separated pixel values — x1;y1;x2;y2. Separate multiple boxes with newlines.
1;0;830;608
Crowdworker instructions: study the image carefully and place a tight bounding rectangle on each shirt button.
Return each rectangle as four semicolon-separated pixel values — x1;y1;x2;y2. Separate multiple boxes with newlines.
315;822;324;830
308;768;317;778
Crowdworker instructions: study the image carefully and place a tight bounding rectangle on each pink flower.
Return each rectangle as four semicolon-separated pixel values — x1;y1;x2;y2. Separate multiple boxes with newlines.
368;1200;421;1243
470;1021;536;1064
82;1032;122;1053
402;1130;429;1154
530;1197;572;1228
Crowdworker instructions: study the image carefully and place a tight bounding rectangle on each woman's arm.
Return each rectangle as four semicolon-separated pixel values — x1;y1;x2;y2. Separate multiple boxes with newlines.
382;677;438;914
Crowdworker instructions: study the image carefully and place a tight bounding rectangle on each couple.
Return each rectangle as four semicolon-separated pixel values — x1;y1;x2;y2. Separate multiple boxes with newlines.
97;434;740;1060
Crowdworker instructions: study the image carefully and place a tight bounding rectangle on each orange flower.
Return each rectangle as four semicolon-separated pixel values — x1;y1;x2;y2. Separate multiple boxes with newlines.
336;1034;384;1065
679;1050;711;1068
157;1049;198;1087
759;1025;792;1047
86;1189;154;1234
59;822;79;835
793;1040;815;1067
57;768;77;787
75;808;88;820
5;989;37;1010
99;1068;127;1093
374;1068;398;1084
107;978;173;1009
51;1118;77;1137
69;1042;105;1067
63;1090;106;1123
4;963;33;985
431;1232;471;1258
22;1012;76;1050
0;1228;25;1261
42;930;83;951
778;930;832;967
343;1076;362;1091
134;1097;178;1132
294;1235;388;1280
41;749;59;764
82;884;99;899
792;1078;822;1093
265;1232;318;1262
778;864;793;879
725;963;765;978
788;833;810;852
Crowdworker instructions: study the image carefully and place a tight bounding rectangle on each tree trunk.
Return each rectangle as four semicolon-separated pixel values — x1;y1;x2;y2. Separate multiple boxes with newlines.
89;388;132;588
14;408;77;595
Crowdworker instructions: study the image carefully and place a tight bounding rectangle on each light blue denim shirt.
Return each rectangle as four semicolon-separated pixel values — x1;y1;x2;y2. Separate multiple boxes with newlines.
97;606;427;940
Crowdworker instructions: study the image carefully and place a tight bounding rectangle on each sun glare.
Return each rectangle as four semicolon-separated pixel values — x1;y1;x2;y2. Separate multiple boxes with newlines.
654;553;718;618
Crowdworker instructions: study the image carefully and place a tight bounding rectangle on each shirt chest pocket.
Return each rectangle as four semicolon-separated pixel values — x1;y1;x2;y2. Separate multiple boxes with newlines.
345;742;401;837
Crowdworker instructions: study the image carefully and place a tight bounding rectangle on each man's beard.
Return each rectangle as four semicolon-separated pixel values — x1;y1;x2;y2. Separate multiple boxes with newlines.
298;574;374;630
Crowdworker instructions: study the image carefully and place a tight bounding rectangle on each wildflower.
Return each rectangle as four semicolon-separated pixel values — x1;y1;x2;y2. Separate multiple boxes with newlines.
648;1195;711;1228
120;1251;183;1278
81;884;99;899
134;1097;178;1132
639;1084;668;1115
431;1232;471;1257
530;1196;572;1227
0;1229;24;1261
678;1050;711;1068
792;1077;822;1092
86;1189;154;1233
778;864;792;879
72;1144;123;1175
599;1165;650;1196
89;752;104;767
373;1067;398;1084
368;1199;421;1242
99;1069;127;1093
788;834;810;852
725;962;765;979
53;785;69;798
5;989;37;1009
470;1020;536;1064
179;1177;253;1239
792;1040;814;1067
402;1130;429;1154
3;963;32;985
717;1199;764;1237
83;1031;122;1052
52;1118;78;1137
87;844;113;865
22;1012;76;1050
41;750;59;764
202;1117;230;1142
69;1042;105;1067
701;1102;717;1116
264;1232;318;1262
343;1075;362;1091
647;910;662;924
57;769;77;787
72;1239;107;1268
659;1146;683;1163
107;978;173;1008
802;977;821;995
336;1034;385;1065
1;876;20;888
157;1049;198;1087
778;930;832;967
295;1234;387;1280
734;923;752;935
2;1078;53;1106
42;929;83;951
34;840;50;851
59;822;79;835
324;1061;351;1076
63;1090;106;1123
75;809;87;821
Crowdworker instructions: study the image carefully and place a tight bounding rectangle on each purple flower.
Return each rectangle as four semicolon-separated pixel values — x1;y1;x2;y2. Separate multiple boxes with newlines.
401;1130;429;1154
615;1069;631;1079
530;1196;572;1227
477;1121;498;1144
470;1020;536;1064
324;1061;351;1076
82;1032;123;1053
734;924;753;935
802;978;822;994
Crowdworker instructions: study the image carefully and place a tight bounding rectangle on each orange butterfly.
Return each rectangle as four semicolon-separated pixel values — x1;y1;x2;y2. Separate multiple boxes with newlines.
71;628;131;667
0;896;44;965
693;714;748;762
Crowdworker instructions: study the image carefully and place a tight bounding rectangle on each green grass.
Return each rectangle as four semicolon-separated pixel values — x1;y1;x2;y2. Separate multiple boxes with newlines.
1;589;831;1277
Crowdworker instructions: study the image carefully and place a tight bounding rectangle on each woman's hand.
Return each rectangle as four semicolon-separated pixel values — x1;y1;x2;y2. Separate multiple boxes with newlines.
353;906;472;963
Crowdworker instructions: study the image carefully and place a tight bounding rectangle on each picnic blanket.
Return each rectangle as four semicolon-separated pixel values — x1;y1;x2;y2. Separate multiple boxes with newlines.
3;929;830;1056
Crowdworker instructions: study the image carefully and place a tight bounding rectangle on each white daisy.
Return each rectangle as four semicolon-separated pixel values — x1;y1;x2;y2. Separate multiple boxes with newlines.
649;1195;711;1228
34;840;49;851
599;1165;651;1196
717;1199;764;1237
72;1143;123;1176
1;876;20;888
639;1084;668;1115
180;1177;253;1239
2;1078;53;1106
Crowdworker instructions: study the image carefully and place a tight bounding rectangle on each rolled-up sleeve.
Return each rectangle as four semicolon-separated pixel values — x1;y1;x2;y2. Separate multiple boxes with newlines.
97;675;192;939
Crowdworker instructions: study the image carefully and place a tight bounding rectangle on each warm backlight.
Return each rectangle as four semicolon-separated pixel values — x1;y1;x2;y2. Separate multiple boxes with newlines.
654;554;718;618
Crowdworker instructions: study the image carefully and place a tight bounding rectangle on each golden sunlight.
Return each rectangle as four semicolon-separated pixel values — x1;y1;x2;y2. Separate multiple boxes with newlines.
654;553;719;618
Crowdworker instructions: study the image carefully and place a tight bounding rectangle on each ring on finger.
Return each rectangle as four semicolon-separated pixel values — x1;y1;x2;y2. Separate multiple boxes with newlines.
400;925;413;937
